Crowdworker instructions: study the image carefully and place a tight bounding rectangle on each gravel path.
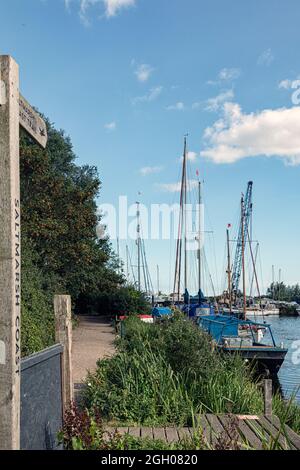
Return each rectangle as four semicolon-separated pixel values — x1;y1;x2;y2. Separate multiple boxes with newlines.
72;316;115;398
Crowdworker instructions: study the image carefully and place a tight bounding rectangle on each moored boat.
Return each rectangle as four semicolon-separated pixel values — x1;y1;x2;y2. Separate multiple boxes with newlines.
197;314;287;375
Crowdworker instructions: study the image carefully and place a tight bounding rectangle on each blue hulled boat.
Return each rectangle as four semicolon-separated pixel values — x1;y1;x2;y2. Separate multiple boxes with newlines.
197;314;288;375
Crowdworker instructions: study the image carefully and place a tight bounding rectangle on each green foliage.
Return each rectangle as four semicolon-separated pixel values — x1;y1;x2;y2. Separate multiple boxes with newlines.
21;239;55;357
60;401;298;451
20;120;124;355
273;393;300;434
84;315;265;426
267;282;300;303
78;285;151;317
85;348;198;426
59;403;209;450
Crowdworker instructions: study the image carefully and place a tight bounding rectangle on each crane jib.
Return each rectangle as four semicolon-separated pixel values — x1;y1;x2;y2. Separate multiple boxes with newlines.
232;181;253;293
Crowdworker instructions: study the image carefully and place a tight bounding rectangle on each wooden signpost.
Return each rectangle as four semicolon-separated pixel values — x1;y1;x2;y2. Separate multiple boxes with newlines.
0;55;47;450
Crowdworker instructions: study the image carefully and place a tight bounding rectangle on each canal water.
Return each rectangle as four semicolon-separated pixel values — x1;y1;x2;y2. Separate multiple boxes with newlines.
250;315;300;403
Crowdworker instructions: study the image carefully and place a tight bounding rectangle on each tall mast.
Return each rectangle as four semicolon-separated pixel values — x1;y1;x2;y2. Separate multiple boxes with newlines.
241;195;246;319
157;265;160;296
184;136;188;293
278;268;282;300
126;244;129;281
226;227;232;311
198;179;202;297
247;229;262;308
137;201;141;291
117;237;120;274
173;137;187;303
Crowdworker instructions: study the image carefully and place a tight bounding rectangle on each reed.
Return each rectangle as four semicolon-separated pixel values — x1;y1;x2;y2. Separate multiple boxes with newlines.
84;314;300;432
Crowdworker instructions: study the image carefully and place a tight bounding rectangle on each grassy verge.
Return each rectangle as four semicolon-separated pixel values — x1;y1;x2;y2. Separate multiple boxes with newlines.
62;313;300;449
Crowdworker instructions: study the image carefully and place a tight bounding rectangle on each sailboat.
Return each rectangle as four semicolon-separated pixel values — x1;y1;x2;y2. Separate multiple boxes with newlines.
173;140;288;376
173;136;214;318
198;186;287;375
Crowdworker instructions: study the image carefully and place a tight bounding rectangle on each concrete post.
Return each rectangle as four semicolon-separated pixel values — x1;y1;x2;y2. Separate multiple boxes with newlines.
0;55;21;450
54;295;73;410
264;379;272;416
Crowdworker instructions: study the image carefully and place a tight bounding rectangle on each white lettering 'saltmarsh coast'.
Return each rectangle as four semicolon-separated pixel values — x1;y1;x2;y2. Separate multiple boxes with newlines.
0;55;47;450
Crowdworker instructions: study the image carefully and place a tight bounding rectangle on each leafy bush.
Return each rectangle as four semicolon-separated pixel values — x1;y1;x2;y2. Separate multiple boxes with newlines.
20;119;124;354
84;315;266;425
59;403;209;450
85;348;198;426
79;285;152;317
21;240;55;356
60;402;298;450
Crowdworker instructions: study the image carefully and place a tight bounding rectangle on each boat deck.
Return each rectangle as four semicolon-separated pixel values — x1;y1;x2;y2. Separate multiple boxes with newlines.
105;414;300;450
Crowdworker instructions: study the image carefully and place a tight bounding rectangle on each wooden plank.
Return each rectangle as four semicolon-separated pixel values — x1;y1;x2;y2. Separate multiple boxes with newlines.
221;416;263;450
153;427;166;441
245;418;273;447
19;94;47;148
177;427;191;441
237;415;259;420
165;427;179;443
103;426;117;441
206;414;228;438
128;427;141;438
188;428;195;438
141;427;154;440
259;416;296;450
198;415;216;447
116;427;129;436
267;415;300;450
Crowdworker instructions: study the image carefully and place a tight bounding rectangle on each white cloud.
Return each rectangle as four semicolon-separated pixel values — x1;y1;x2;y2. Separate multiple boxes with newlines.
179;151;198;162
135;64;154;82
201;101;300;166
132;86;163;104
65;0;136;24
166;102;185;111
158;179;198;193
207;68;241;86
257;48;274;66
187;151;197;162
205;89;234;112
219;68;241;81
192;102;201;109
104;121;116;131
64;0;72;10
139;166;163;176
104;0;135;17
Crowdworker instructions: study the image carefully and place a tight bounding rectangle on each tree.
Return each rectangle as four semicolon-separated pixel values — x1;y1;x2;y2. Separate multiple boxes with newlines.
20;120;125;354
267;282;300;303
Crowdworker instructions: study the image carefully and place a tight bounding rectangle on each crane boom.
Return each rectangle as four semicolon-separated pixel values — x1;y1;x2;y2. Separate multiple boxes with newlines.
231;181;253;295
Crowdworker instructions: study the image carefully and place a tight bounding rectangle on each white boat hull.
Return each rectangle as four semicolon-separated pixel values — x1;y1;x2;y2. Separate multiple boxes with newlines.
246;309;280;316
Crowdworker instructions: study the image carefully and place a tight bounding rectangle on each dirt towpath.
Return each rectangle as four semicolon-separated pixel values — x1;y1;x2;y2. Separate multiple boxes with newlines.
72;316;115;399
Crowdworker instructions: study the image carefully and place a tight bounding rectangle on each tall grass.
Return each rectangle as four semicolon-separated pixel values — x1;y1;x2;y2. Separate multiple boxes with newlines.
85;346;199;425
84;314;300;431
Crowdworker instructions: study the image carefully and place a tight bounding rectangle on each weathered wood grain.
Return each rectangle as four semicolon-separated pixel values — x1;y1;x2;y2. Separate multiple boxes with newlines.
0;55;21;450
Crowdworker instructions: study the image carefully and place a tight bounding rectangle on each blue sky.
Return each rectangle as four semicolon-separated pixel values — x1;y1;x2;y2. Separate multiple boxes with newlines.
1;0;300;294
